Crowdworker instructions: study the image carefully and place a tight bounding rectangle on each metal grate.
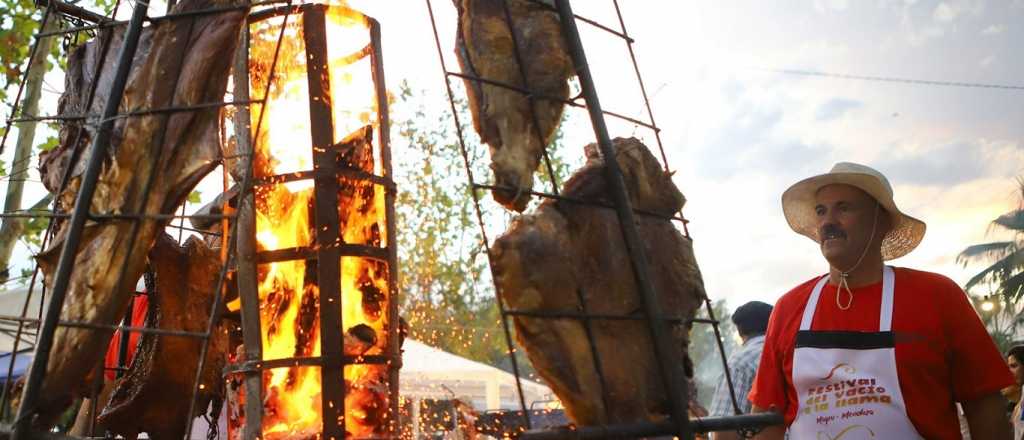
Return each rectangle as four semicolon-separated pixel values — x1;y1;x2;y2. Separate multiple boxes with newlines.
421;0;782;438
0;0;401;438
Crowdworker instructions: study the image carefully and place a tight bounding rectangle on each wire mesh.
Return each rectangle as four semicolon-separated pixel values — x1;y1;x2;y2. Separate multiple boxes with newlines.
422;0;776;438
0;0;401;438
0;0;781;437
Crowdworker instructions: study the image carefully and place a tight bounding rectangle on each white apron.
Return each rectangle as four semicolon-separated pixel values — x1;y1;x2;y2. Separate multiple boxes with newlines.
788;266;923;439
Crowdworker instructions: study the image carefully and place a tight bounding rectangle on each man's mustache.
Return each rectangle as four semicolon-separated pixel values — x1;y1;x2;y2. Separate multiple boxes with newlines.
820;224;847;240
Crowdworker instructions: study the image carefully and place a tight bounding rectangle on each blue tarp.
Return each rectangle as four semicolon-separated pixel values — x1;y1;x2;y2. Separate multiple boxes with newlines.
0;350;33;381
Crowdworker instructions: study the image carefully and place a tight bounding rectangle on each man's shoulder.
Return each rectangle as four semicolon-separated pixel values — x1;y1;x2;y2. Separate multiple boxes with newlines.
892;266;964;298
893;266;957;284
773;275;826;314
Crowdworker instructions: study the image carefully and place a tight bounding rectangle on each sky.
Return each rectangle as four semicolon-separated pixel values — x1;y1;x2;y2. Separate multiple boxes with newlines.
1;0;1022;311
340;0;1024;310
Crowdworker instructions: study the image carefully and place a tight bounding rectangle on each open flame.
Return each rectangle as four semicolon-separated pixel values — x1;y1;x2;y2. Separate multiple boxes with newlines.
236;4;390;438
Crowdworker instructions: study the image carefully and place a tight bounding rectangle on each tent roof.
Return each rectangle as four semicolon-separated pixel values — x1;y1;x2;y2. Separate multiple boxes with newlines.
400;340;549;390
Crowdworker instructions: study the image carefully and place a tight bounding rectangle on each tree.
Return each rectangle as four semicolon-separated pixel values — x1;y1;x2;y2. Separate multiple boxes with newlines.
688;299;738;409
969;294;1022;354
0;0;116;282
391;80;574;375
957;178;1024;301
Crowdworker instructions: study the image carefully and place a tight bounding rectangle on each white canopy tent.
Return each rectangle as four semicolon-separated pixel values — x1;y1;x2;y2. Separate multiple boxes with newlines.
400;339;554;411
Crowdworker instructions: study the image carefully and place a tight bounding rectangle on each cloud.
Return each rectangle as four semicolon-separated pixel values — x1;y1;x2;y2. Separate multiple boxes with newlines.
875;140;1023;187
933;2;958;22
816;98;863;121
814;0;849;13
982;24;1006;35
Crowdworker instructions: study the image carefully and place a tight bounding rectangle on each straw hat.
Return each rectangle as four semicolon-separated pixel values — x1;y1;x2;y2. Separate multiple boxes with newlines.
781;162;926;261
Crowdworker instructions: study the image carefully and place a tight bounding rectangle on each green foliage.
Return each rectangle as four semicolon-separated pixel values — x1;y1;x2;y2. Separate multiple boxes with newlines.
392;80;501;365
969;294;1022;354
689;299;738;409
187;189;202;204
391;81;571;376
958;177;1024;301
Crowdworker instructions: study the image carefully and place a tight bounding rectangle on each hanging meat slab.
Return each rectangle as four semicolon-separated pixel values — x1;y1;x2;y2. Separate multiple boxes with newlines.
28;0;244;426
454;0;575;212
491;137;706;425
97;234;228;440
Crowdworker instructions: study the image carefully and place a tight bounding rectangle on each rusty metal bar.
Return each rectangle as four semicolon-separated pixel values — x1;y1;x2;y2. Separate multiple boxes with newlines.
424;0;533;431
33;0;109;24
114;295;135;378
232;21;265;440
497;0;561;194
517;413;784;440
303;6;346;439
444;71;660;132
224;354;393;375
552;0;691;438
0;314;208;338
471;183;689;223
368;15;402;438
10;0;150;435
503;309;691;325
253;167;395;190
256;244;388;264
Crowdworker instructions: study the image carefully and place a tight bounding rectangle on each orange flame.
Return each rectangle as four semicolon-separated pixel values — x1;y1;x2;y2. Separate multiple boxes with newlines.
237;4;389;439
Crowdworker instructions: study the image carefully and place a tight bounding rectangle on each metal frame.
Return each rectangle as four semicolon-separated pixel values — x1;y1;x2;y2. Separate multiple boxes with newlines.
0;0;401;439
224;4;401;440
423;0;782;438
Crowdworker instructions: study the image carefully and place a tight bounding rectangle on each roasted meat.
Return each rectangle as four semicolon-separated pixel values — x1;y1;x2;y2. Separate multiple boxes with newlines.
454;0;574;212
98;234;228;440
28;0;244;425
491;137;705;425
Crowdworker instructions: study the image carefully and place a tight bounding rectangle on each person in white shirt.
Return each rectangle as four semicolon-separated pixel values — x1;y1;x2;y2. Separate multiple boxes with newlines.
708;301;773;440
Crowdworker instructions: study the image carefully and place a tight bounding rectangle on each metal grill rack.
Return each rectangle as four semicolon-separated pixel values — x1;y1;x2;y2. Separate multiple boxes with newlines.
0;0;401;438
422;0;782;438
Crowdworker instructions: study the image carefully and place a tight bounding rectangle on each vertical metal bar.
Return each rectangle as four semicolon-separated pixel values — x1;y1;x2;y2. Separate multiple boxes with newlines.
186;3;298;438
11;0;151;436
497;0;560;194
704;298;742;415
608;0;690;238
232;22;265;440
367;17;401;438
574;288;611;422
115;295;134;377
609;0;667;170
303;6;345;439
424;0;533;430
0;8;63;410
550;1;691;438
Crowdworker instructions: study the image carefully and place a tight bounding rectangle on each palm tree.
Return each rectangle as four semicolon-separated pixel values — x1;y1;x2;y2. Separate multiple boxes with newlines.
957;177;1024;301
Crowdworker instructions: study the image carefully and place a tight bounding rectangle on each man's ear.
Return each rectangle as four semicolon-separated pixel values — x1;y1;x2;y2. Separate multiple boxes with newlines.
878;206;894;238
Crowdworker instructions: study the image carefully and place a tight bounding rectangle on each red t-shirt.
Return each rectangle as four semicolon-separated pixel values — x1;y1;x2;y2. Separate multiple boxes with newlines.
104;295;149;381
749;267;1013;438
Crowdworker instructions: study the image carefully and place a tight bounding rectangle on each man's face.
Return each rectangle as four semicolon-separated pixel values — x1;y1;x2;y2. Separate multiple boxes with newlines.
1009;355;1024;386
813;184;887;269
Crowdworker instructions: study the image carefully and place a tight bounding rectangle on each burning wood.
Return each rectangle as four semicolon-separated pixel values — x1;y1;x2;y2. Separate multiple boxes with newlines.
491;137;705;425
97;234;229;440
28;0;244;426
245;123;390;439
454;0;575;212
229;6;394;436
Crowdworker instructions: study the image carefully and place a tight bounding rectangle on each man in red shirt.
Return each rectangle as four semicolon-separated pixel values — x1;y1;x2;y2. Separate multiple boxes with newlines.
749;162;1013;439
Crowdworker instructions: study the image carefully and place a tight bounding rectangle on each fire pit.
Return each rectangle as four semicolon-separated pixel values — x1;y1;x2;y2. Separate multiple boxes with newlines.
225;4;398;439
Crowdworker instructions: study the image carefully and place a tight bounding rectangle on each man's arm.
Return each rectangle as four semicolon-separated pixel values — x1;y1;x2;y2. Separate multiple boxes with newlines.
962;392;1011;440
748;406;785;440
